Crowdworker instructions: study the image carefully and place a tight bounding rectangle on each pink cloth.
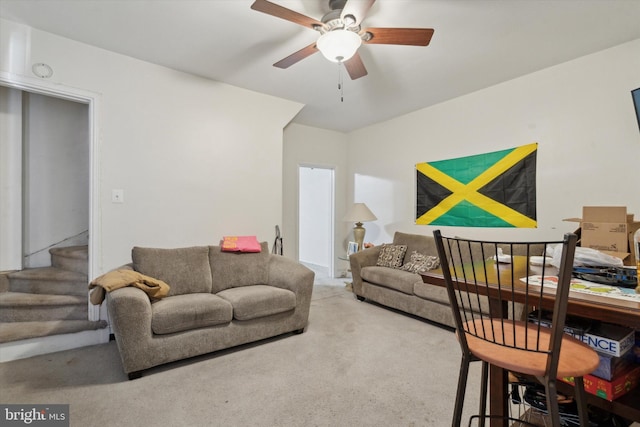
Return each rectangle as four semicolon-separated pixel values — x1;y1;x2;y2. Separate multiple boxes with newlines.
221;236;262;253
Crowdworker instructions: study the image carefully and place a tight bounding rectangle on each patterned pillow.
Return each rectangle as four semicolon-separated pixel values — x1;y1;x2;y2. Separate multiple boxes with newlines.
376;244;408;269
400;251;440;274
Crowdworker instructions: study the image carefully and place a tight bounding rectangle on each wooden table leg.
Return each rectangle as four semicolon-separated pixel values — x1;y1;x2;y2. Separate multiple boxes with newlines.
488;298;510;427
489;365;509;427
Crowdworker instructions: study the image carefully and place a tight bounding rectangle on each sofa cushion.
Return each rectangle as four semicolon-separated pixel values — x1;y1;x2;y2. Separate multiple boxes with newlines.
413;281;493;314
376;244;407;268
360;266;417;295
209;242;270;293
400;251;440;274
217;285;296;321
132;246;212;296
413;281;452;304
151;293;232;335
392;232;438;265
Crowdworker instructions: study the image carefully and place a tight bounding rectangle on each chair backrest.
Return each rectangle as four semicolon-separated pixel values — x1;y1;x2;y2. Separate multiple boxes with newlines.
432;230;578;378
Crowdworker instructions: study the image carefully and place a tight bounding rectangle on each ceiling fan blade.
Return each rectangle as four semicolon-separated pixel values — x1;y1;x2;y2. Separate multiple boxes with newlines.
343;52;368;80
341;0;376;27
273;42;319;69
364;28;434;46
251;0;322;30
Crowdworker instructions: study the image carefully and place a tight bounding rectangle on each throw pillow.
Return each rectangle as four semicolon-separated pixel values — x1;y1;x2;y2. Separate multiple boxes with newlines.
401;251;440;274
376;244;407;269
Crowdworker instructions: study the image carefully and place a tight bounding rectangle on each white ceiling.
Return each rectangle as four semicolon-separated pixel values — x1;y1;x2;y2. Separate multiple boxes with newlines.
2;0;639;132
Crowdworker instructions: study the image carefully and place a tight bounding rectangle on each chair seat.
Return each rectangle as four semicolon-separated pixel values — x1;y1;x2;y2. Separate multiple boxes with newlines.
464;319;600;378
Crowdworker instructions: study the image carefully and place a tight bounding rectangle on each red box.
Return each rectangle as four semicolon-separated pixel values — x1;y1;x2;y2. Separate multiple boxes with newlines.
561;364;640;401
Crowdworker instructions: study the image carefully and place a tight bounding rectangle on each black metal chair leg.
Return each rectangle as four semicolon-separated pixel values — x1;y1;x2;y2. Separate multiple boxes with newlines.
544;377;562;427
477;361;488;427
452;353;472;427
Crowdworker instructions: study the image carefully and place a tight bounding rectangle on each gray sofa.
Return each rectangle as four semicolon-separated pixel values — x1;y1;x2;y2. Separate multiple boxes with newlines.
350;231;527;328
349;232;458;328
106;242;314;379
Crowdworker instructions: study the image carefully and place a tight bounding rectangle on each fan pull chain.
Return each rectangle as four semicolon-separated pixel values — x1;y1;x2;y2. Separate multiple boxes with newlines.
338;63;344;103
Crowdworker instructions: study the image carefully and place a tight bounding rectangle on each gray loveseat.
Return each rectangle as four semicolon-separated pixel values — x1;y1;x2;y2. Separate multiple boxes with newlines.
107;242;314;379
349;232;457;328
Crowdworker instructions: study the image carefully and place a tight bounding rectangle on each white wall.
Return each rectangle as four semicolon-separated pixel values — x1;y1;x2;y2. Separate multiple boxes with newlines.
0;18;303;272
345;39;640;244
283;123;348;277
0;86;22;270
23;92;89;268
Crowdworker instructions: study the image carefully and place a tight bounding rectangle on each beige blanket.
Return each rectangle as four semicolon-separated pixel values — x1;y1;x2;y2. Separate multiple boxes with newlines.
88;269;170;305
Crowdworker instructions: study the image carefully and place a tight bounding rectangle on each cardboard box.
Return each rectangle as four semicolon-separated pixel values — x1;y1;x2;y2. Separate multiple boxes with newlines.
561;364;640;401
581;206;628;252
564;206;640;266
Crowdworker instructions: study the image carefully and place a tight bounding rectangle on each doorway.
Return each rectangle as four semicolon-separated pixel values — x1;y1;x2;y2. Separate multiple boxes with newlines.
1;87;89;270
0;75;101;324
298;165;335;279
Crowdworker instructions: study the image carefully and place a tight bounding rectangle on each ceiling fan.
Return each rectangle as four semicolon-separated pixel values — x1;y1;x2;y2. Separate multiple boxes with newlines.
251;0;434;80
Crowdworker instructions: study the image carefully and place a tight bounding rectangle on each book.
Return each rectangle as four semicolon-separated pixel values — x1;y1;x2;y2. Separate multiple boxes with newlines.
522;275;640;303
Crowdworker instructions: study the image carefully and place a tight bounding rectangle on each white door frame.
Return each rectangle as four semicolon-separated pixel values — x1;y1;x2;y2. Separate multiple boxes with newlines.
0;71;102;321
298;163;335;278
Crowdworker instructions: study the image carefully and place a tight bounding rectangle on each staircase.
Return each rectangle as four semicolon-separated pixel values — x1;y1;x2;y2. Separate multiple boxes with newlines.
0;246;108;360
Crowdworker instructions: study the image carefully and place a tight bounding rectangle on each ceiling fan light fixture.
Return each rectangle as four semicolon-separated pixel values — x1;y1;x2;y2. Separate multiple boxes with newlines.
316;29;362;63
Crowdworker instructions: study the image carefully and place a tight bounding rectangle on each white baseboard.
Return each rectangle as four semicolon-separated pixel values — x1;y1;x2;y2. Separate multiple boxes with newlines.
0;328;110;363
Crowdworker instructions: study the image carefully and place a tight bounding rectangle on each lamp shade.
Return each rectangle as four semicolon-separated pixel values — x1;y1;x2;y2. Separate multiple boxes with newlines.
316;30;362;63
343;203;377;223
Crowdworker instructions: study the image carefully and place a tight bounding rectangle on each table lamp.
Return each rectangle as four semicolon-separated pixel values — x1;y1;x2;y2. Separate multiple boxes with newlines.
343;203;377;252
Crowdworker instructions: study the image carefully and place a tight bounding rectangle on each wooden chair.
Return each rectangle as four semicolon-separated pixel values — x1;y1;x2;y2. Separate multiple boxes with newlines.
432;230;599;427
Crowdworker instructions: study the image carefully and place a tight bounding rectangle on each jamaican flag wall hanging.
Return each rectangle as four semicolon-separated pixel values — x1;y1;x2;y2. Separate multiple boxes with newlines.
416;143;537;228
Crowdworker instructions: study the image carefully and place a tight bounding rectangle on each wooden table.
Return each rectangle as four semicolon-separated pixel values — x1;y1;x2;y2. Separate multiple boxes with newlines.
422;259;640;426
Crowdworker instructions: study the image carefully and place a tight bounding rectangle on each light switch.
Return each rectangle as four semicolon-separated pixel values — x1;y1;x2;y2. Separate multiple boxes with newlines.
112;189;124;203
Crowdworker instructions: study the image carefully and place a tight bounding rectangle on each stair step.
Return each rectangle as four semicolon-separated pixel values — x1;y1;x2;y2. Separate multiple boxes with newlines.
0;292;87;322
50;245;88;275
0;271;13;293
0;319;108;344
8;267;88;296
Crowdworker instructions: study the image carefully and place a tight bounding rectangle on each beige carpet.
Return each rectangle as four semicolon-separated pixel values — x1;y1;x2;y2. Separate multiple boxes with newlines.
0;284;484;426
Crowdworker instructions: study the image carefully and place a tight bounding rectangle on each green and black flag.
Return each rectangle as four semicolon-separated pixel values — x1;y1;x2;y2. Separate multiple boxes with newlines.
416;143;537;227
